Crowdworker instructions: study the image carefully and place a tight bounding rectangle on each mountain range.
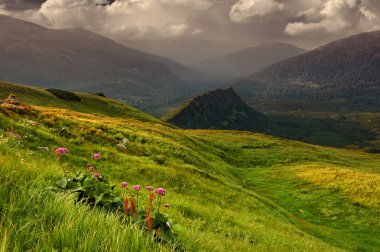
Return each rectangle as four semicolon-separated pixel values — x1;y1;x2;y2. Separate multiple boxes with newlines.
1;14;380;115
197;42;306;78
233;30;380;112
0;14;201;115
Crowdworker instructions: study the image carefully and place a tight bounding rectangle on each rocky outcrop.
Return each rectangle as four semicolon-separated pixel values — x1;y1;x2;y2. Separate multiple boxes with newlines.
4;94;20;105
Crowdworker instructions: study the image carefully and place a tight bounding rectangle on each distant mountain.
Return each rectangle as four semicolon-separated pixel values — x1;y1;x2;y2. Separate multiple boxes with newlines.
233;30;380;112
0;14;199;114
164;88;268;131
197;42;306;78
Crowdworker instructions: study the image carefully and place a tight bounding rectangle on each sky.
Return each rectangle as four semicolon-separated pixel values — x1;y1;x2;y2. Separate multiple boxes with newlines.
1;0;380;64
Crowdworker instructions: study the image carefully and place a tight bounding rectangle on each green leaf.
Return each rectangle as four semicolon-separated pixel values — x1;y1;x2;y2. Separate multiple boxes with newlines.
55;178;68;189
67;181;83;192
74;172;87;182
95;193;104;205
154;212;168;225
82;178;95;188
160;227;174;242
172;224;185;234
101;193;114;203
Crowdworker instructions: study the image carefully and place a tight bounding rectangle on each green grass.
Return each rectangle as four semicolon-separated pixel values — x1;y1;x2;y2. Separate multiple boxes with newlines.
0;82;379;251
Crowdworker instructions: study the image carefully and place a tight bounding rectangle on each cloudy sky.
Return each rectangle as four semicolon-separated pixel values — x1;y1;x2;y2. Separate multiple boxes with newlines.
1;0;380;64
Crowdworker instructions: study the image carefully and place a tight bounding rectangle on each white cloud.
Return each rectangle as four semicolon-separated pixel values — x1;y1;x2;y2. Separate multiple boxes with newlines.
230;0;285;22
160;0;212;10
284;0;380;36
191;28;203;35
2;0;380;63
161;22;188;38
2;0;214;40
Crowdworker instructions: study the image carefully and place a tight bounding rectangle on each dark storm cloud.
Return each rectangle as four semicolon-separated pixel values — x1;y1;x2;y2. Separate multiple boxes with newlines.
1;0;45;10
1;0;379;63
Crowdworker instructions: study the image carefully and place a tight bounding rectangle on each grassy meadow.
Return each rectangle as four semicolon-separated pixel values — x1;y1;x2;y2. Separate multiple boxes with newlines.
0;82;379;251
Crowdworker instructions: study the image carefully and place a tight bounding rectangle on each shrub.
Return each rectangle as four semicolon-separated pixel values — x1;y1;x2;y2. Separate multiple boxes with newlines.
94;92;106;97
46;88;81;102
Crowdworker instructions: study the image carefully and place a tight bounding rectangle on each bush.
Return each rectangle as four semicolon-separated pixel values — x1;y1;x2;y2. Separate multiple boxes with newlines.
46;88;81;102
94;93;106;97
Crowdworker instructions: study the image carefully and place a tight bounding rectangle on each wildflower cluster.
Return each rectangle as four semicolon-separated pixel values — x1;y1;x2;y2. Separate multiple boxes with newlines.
52;147;179;243
120;183;173;241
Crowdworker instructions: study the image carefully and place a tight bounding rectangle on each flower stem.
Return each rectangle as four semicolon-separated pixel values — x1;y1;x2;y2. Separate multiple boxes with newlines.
63;156;78;176
59;158;68;177
136;194;139;213
59;158;69;189
157;196;161;217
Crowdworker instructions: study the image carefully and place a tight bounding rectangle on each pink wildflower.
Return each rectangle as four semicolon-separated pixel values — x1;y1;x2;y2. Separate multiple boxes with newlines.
120;182;128;188
91;153;101;160
55;147;69;157
164;203;170;208
88;166;94;173
132;185;141;191
93;173;100;178
155;188;166;196
145;186;154;191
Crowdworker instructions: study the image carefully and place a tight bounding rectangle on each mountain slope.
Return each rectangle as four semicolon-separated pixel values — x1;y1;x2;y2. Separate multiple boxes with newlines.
0;82;379;251
0;14;198;114
233;30;380;111
164;88;268;131
198;42;306;78
0;81;162;123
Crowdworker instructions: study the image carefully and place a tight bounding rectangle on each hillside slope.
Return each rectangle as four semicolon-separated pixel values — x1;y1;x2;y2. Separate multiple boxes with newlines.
0;14;197;114
198;42;306;78
0;81;161;123
165;88;268;131
0;83;379;251
233;30;380;111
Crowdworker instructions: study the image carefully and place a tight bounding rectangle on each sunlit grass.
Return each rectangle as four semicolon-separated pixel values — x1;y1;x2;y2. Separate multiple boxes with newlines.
295;164;380;208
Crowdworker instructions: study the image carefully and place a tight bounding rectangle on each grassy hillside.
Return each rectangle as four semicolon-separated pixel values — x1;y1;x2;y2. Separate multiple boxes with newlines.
0;83;379;251
0;81;162;123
